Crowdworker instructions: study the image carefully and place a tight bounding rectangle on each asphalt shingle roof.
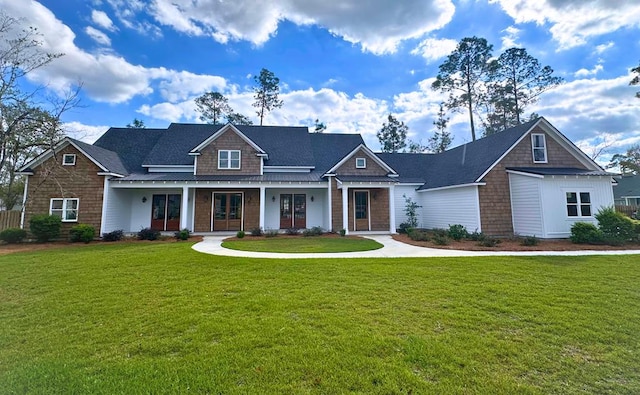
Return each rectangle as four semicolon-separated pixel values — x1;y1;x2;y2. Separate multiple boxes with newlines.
70;138;128;175
613;175;640;199
93;127;166;172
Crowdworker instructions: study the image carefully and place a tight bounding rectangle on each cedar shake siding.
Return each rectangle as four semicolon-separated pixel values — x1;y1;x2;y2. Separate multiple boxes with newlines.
336;148;388;176
478;127;587;236
24;145;104;239
346;188;390;231
193;188;260;232
195;129;261;176
330;177;343;232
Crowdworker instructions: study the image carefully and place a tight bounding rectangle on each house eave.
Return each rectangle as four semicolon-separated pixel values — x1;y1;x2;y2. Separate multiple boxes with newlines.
417;182;486;192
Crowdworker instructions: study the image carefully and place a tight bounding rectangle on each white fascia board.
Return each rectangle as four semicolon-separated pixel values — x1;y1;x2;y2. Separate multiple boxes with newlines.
110;180;328;189
327;144;398;175
97;172;125;177
536;117;604;171
417;182;486;192
190;123;266;154
19;138;110;173
505;169;545;179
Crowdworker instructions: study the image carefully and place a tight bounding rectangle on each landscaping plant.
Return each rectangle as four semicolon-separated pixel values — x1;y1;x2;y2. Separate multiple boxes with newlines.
137;227;161;241
0;228;27;244
102;230;124;242
29;214;61;242
69;224;95;243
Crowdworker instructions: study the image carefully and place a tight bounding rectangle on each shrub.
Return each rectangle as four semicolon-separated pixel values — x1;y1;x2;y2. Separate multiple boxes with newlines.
520;235;539;246
174;228;190;240
431;233;450;245
570;222;604;244
236;230;245;239
29;214;61;242
69;224;95;243
138;227;160;241
0;228;27;244
339;228;346;237
303;226;324;237
478;237;500;247
250;227;263;236
285;227;300;235
265;229;279;238
102;229;124;242
408;229;429;242
595;206;636;245
467;230;485;241
402;195;422;228
448;224;468;241
431;228;448;238
398;222;412;234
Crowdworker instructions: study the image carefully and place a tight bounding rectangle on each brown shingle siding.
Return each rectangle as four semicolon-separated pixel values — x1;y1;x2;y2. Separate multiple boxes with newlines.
195;129;262;175
336;148;388;176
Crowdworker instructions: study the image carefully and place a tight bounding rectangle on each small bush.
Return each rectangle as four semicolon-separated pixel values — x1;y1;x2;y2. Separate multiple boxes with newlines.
303;226;324;237
478;237;500;247
447;224;468;241
408;229;429;242
236;230;245;239
250;227;263;236
0;228;27;244
520;235;539;246
467;230;485;241
431;228;448;238
29;214;61;242
102;229;124;242
174;228;190;240
285;227;300;235
595;206;636;245
431;234;450;245
70;224;95;243
265;229;279;238
339;229;346;237
570;222;604;244
138;227;160;241
398;222;412;234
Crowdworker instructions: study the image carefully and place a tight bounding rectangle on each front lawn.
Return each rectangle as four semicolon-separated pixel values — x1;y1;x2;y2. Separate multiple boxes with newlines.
222;235;383;253
1;243;638;394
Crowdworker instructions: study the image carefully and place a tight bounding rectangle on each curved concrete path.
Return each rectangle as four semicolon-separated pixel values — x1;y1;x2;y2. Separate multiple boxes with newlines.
192;235;640;259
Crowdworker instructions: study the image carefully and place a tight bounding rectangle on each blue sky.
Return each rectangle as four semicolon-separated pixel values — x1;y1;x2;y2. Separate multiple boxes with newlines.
3;0;640;164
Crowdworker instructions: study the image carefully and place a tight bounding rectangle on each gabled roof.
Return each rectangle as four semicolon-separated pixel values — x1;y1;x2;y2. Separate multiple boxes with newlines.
94;127;166;172
613;175;640;199
325;143;397;175
309;133;364;175
19;137;128;176
190;124;266;156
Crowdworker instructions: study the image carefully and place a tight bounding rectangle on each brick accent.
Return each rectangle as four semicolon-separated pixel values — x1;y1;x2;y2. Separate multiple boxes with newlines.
335;148;388;176
24;144;104;239
195;129;262;175
193;188;260;232
478;127;587;236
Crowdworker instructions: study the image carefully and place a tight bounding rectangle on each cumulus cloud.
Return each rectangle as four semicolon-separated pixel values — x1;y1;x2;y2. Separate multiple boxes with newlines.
574;63;604;78
500;26;520;49
106;0;456;54
64;121;110;143
85;26;111;46
490;0;640;50
91;10;117;31
411;37;458;63
1;0;227;104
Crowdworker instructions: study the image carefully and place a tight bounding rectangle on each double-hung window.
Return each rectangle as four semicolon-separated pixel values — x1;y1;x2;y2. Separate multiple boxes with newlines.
218;150;241;169
50;198;79;222
566;192;591;217
531;133;547;163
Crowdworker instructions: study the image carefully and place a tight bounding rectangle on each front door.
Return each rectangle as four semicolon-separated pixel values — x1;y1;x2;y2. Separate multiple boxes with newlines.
151;194;181;231
212;192;243;231
354;190;370;231
280;194;306;229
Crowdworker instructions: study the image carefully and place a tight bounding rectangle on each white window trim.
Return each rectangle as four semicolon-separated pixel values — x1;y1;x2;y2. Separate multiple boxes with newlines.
218;150;241;169
565;191;592;218
531;133;548;163
62;154;76;166
50;198;79;222
355;157;366;169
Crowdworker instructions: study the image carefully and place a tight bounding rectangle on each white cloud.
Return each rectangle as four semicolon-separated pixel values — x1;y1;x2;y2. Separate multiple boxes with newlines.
150;69;228;102
411;37;458;63
574;63;603;78
63;121;110;143
91;10;117;31
107;0;456;54
490;0;640;50
500;26;520;49
595;41;614;54
85;26;111;46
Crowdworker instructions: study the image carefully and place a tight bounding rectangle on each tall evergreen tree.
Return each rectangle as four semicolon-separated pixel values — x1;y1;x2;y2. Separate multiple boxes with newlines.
194;91;233;124
226;112;253;125
126;118;145;128
608;145;640;175
253;68;283;125
432;37;495;141
377;114;408;153
631;62;640;99
428;103;452;153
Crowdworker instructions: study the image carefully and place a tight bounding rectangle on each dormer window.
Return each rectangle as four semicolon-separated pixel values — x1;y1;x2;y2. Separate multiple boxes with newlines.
355;157;366;169
218;150;241;169
62;154;76;166
531;134;547;163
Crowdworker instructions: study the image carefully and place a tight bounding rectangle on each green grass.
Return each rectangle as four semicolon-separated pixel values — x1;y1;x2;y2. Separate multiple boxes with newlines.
1;243;639;394
222;236;383;253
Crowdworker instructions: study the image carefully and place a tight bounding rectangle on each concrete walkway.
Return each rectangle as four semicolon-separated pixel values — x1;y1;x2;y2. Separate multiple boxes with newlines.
191;235;640;259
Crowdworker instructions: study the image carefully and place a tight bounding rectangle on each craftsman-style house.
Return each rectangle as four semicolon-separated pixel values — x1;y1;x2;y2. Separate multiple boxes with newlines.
19;117;616;238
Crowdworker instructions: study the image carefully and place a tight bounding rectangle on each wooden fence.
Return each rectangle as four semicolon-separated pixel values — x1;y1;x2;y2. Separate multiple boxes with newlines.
0;210;21;231
615;205;639;219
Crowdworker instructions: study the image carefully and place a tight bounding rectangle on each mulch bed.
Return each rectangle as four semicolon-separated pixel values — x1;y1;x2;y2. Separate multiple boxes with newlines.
392;234;639;251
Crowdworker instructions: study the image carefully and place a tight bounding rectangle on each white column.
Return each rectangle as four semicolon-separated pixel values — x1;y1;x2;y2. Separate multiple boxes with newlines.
20;176;29;229
342;185;349;235
327;177;332;232
180;186;189;230
259;186;266;229
100;177;110;235
388;184;396;233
